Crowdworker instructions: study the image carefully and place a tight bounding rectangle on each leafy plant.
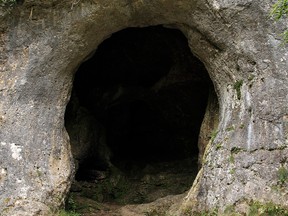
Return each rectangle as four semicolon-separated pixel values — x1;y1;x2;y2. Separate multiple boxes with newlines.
270;0;288;43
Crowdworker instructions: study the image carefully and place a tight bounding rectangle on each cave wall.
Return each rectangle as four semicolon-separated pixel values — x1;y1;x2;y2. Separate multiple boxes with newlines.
0;0;287;215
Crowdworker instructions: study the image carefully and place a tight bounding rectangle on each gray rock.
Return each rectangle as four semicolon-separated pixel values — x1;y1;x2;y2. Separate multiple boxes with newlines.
0;0;287;214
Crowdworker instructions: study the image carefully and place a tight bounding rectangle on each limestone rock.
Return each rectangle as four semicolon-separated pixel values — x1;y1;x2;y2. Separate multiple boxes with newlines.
0;0;287;214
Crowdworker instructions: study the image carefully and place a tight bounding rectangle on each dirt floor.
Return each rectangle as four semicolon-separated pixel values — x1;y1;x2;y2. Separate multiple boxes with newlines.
67;158;198;215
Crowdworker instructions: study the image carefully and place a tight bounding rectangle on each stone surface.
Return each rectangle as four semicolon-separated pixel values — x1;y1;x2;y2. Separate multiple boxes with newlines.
0;0;287;215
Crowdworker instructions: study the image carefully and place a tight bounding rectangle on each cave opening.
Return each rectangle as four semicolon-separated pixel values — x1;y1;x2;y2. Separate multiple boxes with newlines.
65;25;216;206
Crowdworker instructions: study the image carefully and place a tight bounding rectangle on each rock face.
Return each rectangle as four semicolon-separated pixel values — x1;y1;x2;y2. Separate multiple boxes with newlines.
0;0;287;215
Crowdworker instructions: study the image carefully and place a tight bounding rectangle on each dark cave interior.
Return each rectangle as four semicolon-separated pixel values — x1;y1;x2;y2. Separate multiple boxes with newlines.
65;26;214;192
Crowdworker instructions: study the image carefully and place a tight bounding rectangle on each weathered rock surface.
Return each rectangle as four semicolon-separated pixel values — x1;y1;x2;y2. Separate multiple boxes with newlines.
0;0;287;215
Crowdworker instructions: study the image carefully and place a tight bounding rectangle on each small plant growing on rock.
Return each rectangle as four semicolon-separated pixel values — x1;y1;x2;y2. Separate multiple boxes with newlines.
210;130;218;143
278;165;288;186
233;80;243;100
248;201;288;216
270;0;288;43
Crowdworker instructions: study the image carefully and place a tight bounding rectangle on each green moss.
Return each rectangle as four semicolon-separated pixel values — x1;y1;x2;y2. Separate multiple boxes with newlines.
233;80;243;100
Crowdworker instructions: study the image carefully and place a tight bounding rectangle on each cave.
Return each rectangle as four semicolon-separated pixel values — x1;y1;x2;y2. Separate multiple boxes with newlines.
2;0;287;214
64;26;217;206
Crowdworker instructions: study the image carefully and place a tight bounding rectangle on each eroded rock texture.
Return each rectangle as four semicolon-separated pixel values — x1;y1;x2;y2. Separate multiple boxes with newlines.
0;0;287;215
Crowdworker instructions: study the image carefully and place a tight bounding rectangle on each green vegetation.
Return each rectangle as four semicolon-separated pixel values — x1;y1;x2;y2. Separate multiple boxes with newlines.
229;168;236;174
226;126;235;132
270;0;288;43
233;80;243;100
184;202;288;216
239;124;245;129
229;147;242;164
229;154;235;163
215;143;222;150
57;210;80;216
278;165;288;185
0;0;16;7
210;130;218;143
231;147;242;154
224;205;236;215
248;201;288;216
52;194;81;216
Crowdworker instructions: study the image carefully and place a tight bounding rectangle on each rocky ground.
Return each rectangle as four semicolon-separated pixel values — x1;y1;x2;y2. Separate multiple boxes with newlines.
67;158;198;215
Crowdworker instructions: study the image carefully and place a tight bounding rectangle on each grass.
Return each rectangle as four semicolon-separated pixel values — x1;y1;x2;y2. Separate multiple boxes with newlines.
248;201;288;216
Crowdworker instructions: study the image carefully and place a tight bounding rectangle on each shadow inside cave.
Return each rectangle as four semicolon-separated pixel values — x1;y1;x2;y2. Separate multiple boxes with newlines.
64;25;216;213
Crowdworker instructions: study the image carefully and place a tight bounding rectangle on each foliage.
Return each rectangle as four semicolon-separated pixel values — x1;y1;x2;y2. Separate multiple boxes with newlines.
0;0;16;7
248;201;288;216
278;165;288;185
270;0;288;43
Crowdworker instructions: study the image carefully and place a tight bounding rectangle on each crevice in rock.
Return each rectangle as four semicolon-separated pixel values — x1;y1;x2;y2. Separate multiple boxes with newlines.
64;25;218;213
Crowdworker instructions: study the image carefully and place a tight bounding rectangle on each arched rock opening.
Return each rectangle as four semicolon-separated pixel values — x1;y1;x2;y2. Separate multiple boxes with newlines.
65;26;219;207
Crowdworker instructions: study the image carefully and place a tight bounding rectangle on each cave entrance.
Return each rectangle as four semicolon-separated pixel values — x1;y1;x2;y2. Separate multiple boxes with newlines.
65;25;217;210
